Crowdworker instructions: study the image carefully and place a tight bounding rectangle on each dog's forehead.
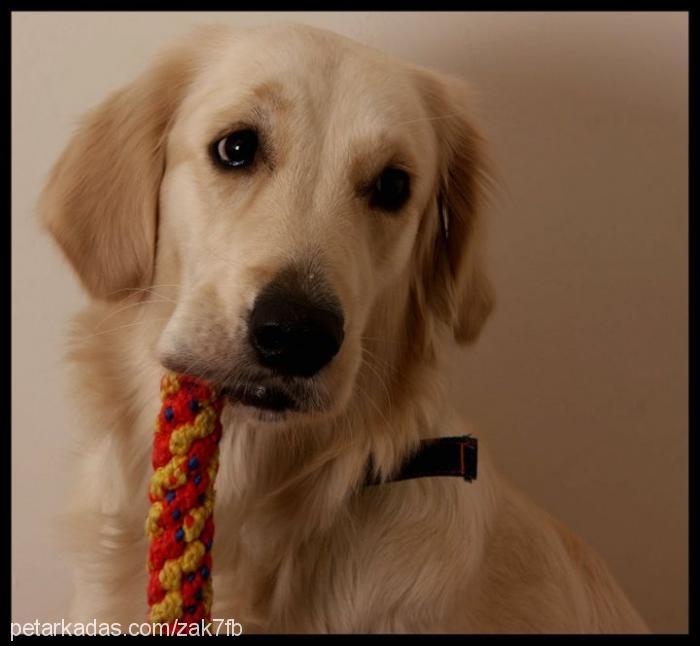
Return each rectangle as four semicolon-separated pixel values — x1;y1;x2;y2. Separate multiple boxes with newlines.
184;26;428;132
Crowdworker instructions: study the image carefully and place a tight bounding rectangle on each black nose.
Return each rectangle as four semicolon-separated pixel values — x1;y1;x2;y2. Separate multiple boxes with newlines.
249;289;344;378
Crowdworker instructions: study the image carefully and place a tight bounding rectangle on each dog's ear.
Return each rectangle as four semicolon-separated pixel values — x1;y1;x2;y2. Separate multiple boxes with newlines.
412;68;495;345
39;26;228;300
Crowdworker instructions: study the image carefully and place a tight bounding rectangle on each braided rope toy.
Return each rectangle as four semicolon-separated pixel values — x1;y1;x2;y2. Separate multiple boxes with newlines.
146;373;225;625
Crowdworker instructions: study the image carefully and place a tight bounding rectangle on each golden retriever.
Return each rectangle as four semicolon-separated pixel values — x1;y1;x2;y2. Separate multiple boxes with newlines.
39;23;648;633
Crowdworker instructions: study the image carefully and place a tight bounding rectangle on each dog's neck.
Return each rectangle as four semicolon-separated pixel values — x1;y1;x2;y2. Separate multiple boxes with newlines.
214;331;453;533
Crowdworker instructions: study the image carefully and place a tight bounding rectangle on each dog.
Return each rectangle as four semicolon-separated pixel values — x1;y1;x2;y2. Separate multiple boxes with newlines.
39;23;649;633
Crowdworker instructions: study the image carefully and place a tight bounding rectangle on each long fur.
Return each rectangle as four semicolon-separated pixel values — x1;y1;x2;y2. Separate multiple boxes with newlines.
40;24;648;633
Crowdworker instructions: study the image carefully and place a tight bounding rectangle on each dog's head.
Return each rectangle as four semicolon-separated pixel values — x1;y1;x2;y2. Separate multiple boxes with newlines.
40;24;493;425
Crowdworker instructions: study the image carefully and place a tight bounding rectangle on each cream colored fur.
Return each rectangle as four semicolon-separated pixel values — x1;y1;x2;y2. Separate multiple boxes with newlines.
40;24;648;633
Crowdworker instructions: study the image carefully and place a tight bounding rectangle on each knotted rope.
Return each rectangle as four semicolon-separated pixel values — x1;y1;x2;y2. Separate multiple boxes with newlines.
146;373;224;625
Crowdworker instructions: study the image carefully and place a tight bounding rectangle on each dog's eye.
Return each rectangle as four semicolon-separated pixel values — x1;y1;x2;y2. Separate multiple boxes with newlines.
212;129;258;168
370;167;411;212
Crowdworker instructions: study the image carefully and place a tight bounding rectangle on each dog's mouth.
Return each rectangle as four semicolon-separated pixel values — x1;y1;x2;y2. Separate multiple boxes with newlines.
222;382;298;413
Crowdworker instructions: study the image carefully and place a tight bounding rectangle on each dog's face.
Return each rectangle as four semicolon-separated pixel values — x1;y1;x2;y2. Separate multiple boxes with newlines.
41;24;493;426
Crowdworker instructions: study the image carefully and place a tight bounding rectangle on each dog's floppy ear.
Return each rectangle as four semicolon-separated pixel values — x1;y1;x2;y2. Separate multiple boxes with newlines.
412;68;495;345
39;27;227;300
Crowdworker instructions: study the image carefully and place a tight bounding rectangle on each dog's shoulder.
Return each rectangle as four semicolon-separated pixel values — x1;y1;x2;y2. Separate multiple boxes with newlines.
473;475;648;633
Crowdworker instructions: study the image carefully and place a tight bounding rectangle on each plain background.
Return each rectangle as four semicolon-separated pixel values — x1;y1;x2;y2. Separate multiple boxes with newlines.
12;12;687;633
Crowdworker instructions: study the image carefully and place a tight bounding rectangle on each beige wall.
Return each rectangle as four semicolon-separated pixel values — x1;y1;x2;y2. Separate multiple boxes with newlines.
12;12;687;633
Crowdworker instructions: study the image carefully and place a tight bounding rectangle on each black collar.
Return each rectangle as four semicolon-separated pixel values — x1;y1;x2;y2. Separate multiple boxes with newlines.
364;435;478;486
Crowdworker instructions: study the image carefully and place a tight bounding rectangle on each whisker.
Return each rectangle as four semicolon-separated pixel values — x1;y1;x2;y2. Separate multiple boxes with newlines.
360;345;399;374
353;380;392;429
359;352;393;408
389;112;463;130
360;335;406;349
103;284;183;299
93;299;175;331
74;317;171;340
